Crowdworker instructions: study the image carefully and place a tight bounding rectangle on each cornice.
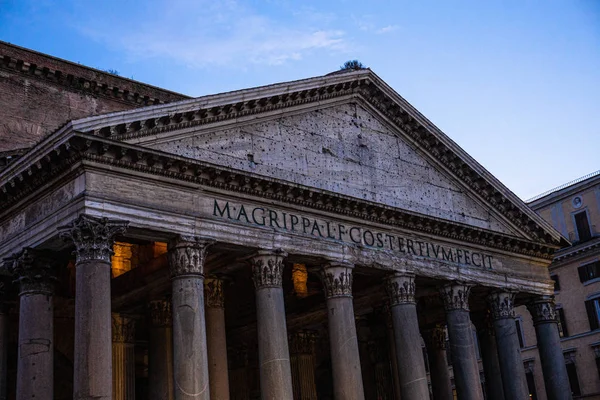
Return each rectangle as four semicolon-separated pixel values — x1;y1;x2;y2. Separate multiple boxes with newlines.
61;71;563;247
550;237;600;266
0;51;187;108
0;133;559;260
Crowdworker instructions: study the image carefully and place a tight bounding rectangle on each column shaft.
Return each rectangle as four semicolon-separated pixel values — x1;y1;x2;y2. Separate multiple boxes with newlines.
527;297;572;400
322;262;364;400
250;250;294;400
386;273;429;400
17;291;54;399
289;331;318;400
476;322;505;400
205;278;230;400
385;314;402;400
487;293;528;400
169;236;213;400
440;284;483;400
59;214;128;400
11;248;56;400
148;300;174;400
112;314;136;400
423;326;453;400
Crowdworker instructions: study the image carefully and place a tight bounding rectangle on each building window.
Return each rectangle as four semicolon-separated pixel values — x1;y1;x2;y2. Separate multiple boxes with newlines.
574;210;592;243
585;294;600;331
593;344;600;380
551;275;560;292
557;306;569;338
422;346;430;373
578;260;600;283
515;317;525;348
524;360;538;400
564;351;581;396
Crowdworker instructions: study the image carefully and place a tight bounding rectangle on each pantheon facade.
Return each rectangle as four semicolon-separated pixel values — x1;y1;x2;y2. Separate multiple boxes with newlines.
0;65;573;399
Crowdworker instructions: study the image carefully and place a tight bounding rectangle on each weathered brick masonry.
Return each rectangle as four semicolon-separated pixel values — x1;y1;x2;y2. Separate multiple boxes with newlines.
0;41;189;153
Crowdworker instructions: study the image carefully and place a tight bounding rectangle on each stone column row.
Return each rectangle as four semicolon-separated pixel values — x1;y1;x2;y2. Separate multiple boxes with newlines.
1;213;574;400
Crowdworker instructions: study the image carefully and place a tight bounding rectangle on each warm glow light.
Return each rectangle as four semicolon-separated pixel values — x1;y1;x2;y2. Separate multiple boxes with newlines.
292;263;308;297
153;242;168;257
111;242;133;277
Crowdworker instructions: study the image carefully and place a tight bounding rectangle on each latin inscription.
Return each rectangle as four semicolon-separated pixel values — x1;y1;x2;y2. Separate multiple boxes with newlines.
214;200;494;268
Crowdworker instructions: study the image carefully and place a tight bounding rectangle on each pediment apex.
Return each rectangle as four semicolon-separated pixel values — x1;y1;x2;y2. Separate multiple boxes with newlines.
2;69;566;247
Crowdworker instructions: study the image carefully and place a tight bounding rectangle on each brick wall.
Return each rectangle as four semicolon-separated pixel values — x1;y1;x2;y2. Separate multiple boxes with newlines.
0;41;190;152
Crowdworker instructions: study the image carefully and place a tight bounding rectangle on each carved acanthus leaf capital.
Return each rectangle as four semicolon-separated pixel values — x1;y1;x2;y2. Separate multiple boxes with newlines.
58;214;128;263
8;248;57;295
385;273;416;305
249;250;287;289
440;283;472;311
148;299;172;327
321;262;354;298
527;296;557;325
204;277;225;308
112;314;135;343
487;291;516;320
289;330;318;355
168;236;214;278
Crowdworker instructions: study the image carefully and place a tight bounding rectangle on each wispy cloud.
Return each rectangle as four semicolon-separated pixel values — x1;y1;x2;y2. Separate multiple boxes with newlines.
376;25;399;34
75;0;352;68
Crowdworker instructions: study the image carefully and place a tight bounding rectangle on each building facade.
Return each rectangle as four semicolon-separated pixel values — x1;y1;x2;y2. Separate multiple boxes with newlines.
516;171;600;399
0;45;575;400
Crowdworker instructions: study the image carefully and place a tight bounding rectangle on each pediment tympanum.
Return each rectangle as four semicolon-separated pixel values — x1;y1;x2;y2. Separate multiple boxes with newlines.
137;102;517;236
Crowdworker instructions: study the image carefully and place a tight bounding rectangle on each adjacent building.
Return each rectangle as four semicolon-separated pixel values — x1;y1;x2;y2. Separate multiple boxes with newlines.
516;171;600;399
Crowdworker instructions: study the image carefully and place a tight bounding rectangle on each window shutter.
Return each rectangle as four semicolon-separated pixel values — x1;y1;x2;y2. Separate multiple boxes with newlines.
579;266;587;283
586;300;599;331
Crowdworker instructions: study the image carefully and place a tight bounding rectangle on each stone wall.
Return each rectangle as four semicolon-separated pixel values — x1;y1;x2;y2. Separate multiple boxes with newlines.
0;41;189;152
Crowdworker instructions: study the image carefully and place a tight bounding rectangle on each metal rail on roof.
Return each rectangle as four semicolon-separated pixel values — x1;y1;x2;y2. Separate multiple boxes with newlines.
526;170;600;203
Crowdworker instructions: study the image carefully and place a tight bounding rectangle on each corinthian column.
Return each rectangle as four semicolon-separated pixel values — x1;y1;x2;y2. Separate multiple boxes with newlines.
249;250;294;400
527;296;572;400
473;312;505;400
321;262;365;400
112;314;136;400
385;272;428;400
422;325;453;400
205;277;230;400
440;283;483;400
148;299;174;400
486;292;527;399
289;330;318;400
59;214;128;400
168;236;213;400
10;248;56;400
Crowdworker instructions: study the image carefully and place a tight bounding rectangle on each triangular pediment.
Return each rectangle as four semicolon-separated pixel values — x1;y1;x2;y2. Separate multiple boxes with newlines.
137;102;520;236
2;69;566;248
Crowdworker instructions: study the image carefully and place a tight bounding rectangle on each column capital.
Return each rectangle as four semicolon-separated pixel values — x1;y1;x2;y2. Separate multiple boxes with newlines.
8;247;57;295
58;214;128;263
168;236;214;278
487;291;516;320
440;282;472;311
526;295;557;325
385;272;416;305
249;249;287;289
148;299;172;327
204;277;225;308
423;324;447;350
289;330;318;355
112;313;135;343
321;262;354;299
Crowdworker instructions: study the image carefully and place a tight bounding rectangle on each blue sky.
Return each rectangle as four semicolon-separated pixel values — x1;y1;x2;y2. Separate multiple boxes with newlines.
1;0;598;200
